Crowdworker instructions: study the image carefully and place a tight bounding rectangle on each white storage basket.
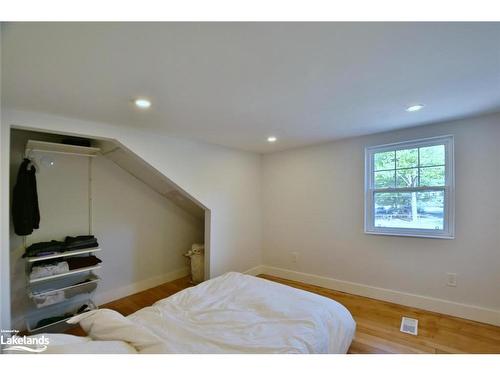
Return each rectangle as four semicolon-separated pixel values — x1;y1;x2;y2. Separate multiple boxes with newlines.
26;298;97;334
185;244;205;284
29;273;99;308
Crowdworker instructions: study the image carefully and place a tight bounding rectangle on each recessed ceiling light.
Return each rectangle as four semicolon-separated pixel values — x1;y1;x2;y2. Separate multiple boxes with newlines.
267;136;277;143
134;98;151;109
40;156;55;167
406;104;424;112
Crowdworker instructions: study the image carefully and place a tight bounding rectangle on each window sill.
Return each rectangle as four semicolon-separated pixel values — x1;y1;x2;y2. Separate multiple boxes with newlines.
364;230;455;240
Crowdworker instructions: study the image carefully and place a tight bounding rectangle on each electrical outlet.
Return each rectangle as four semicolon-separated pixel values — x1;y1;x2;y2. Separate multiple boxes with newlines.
291;252;299;264
446;273;457;287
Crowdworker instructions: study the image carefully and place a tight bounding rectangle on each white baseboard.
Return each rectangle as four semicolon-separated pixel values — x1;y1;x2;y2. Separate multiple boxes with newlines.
95;266;190;306
243;265;266;276
257;265;500;327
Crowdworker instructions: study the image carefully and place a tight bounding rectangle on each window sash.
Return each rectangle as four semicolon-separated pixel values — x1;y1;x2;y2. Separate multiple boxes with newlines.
366;187;449;232
364;135;454;239
371;186;445;194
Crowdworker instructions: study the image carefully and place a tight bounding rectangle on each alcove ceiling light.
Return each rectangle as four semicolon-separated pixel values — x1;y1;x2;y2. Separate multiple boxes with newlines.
40;156;55;167
406;104;424;112
267;136;277;143
134;98;151;109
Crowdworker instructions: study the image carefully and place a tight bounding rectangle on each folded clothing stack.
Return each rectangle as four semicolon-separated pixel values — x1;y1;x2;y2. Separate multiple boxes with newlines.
29;256;102;280
30;261;69;280
24;240;65;258
65;235;99;251
23;235;99;258
67;255;102;270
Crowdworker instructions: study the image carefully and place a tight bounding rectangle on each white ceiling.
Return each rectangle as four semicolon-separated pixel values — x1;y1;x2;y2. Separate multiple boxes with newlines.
2;22;500;153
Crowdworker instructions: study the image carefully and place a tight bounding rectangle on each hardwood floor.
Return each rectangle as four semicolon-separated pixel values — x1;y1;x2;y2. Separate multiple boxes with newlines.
260;275;500;354
68;274;500;353
100;276;193;316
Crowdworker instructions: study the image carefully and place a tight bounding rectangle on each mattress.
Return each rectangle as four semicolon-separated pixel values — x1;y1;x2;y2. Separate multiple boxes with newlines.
127;272;355;353
44;272;356;353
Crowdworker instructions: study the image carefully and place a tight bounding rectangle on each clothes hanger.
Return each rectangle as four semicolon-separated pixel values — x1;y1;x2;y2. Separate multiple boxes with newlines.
23;150;40;173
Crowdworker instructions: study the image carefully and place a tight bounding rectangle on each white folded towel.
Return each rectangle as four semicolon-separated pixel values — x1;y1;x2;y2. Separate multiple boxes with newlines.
30;261;69;280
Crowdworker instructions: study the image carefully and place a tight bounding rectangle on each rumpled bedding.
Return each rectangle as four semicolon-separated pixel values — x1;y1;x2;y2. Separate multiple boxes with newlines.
67;272;356;354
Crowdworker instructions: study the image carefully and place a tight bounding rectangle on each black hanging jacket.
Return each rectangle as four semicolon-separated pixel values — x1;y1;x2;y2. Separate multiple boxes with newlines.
12;158;40;235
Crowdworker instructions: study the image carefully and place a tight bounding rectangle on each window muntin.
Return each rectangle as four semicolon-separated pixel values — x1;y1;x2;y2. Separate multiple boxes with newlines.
365;136;454;238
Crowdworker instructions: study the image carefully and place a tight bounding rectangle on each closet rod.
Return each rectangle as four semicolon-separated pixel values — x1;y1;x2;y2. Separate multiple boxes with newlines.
26;150;99;157
25;140;100;158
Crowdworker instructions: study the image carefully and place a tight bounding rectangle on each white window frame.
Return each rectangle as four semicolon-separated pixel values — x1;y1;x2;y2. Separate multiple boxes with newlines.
364;135;455;239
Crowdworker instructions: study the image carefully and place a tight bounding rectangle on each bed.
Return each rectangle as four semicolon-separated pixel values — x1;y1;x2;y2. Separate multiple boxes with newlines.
30;272;356;354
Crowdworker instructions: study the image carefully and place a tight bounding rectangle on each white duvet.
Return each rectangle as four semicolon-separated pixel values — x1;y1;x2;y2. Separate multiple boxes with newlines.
59;272;355;353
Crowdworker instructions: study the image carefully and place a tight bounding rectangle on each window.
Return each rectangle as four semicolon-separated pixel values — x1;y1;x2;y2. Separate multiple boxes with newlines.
364;135;454;238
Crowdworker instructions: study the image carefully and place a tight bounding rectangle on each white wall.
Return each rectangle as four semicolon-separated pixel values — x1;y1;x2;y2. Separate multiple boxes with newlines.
262;112;500;321
1;109;263;329
8;129;204;329
5;108;499;329
92;154;204;301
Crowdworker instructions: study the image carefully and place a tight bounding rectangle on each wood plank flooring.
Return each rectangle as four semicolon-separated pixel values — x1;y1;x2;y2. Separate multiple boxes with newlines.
260;275;500;354
67;274;500;353
100;276;193;316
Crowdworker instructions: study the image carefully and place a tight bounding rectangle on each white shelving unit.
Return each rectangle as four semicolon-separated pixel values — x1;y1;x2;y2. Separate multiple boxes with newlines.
25;250;102;331
29;273;100;311
23;139;102;333
29;265;102;284
26;299;97;334
25;245;102;331
30;274;100;297
26;247;101;263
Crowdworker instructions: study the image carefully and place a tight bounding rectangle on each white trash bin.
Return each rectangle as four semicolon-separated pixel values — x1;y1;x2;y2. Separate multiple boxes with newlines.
184;244;204;284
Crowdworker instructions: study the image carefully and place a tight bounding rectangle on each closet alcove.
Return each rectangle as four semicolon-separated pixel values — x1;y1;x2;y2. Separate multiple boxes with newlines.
9;129;207;332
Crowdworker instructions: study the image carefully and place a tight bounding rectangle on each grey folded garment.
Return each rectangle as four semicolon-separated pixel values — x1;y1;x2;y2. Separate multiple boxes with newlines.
23;235;99;258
